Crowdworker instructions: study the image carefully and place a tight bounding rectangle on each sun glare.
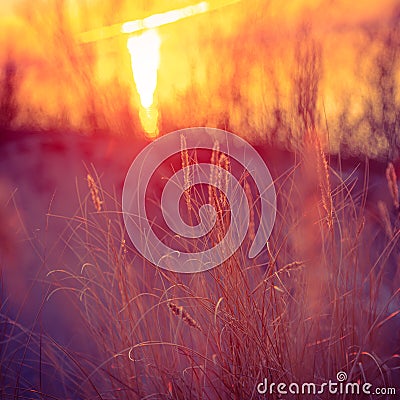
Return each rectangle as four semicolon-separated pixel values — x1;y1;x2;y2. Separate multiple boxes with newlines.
78;1;243;137
121;2;209;34
123;2;211;137
127;29;161;137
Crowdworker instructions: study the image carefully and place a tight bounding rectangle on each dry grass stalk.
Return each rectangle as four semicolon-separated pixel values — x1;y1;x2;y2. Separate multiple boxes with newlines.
43;146;400;398
207;141;228;238
167;301;202;331
180;134;192;212
280;260;306;273
208;140;220;205
377;201;393;238
386;162;399;212
244;180;255;242
315;136;333;229
252;260;305;293
87;173;102;212
218;153;230;209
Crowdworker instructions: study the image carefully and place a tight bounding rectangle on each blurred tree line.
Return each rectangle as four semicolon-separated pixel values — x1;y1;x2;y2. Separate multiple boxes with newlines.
0;57;17;131
0;0;399;161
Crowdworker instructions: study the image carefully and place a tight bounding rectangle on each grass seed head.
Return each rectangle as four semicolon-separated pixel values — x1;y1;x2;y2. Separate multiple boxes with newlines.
167;301;202;331
87;173;102;212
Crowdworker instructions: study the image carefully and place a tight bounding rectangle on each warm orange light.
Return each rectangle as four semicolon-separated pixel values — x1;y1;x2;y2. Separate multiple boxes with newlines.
127;29;161;137
78;0;242;138
78;1;241;44
139;106;159;137
123;2;210;138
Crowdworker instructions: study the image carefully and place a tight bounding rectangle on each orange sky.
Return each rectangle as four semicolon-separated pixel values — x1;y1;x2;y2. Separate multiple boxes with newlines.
0;0;398;155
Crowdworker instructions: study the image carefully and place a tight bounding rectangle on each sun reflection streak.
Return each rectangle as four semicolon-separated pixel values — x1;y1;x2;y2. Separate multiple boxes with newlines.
123;2;209;137
77;0;241;137
127;29;161;137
